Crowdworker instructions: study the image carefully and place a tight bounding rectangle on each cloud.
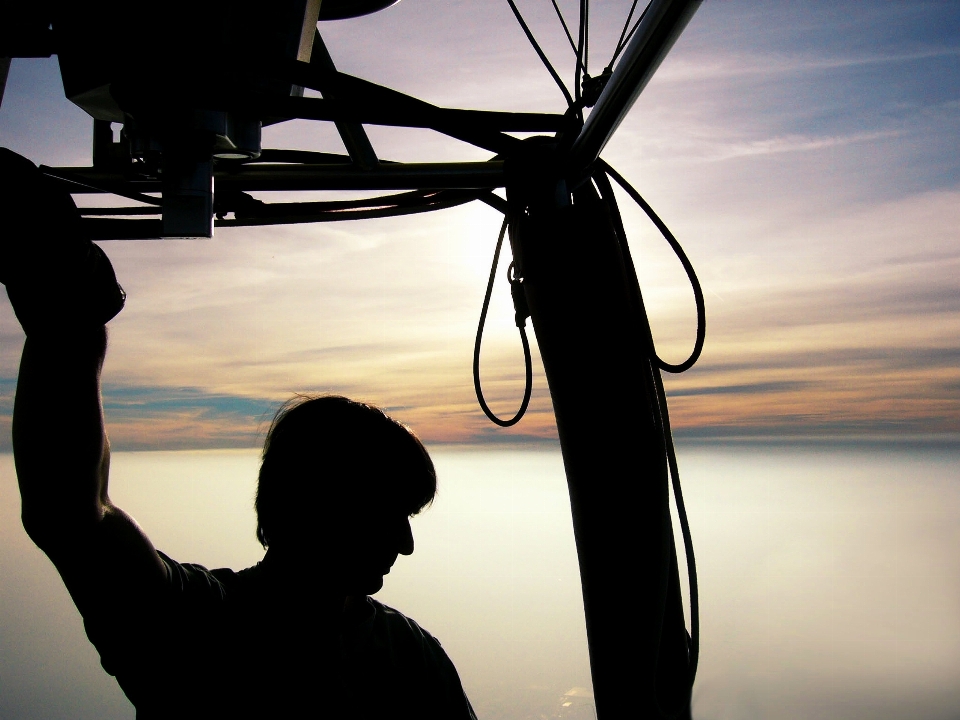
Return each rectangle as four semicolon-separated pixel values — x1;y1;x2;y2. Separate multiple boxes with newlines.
655;47;960;84
667;381;810;397
1;1;958;449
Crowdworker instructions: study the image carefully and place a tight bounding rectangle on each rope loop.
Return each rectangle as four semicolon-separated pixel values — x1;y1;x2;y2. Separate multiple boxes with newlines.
473;216;534;427
591;163;700;705
597;159;706;373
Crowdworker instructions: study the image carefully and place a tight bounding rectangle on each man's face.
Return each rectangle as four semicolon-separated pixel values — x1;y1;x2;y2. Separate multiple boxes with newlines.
333;503;415;595
269;479;422;596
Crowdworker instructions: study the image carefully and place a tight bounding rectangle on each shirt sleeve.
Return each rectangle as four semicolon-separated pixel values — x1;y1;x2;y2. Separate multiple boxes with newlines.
79;550;231;710
419;631;479;720
348;600;478;720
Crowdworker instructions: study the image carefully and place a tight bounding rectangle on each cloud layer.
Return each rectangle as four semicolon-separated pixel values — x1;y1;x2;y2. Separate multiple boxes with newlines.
1;0;958;449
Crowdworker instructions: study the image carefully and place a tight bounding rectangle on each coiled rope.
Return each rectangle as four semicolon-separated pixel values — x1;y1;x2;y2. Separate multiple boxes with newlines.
473;216;534;427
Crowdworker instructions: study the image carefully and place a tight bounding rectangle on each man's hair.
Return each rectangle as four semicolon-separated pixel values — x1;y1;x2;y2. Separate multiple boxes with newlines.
255;395;436;548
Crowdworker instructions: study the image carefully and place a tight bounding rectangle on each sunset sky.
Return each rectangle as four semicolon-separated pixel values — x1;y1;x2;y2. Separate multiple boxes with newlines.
1;0;958;449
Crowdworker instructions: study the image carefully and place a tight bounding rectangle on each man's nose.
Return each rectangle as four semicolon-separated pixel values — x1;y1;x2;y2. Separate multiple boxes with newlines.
398;518;414;556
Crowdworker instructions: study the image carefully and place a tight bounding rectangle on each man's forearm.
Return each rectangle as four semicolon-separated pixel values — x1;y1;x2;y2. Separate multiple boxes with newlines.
14;326;111;544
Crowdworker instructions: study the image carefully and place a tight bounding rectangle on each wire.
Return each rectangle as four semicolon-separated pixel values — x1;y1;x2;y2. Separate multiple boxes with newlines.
598;159;705;373
610;0;651;67
549;0;579;59
580;0;590;75
575;0;586;106
505;0;575;109
216;189;483;226
40;166;162;207
593;167;699;706
473;216;534;427
613;0;642;65
653;366;700;696
78;207;160;216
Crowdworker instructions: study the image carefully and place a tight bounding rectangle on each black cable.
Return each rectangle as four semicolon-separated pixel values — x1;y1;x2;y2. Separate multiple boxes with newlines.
78;207;160;216
575;0;586;106
613;0;642;65
473;216;533;427
246;149;354;165
583;0;590;78
598;159;705;373
505;0;575;109
611;0;652;67
216;190;482;226
653;365;700;695
593;168;699;705
40;166;162;207
549;0;579;60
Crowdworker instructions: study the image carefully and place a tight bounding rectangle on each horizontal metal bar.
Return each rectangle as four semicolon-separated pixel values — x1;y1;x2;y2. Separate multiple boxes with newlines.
78;207;160;216
268;95;563;134
52;161;506;194
218;196;477;226
40;165;162;205
566;0;702;174
80;218;163;240
274;62;525;154
279;61;564;133
80;190;500;238
219;161;505;191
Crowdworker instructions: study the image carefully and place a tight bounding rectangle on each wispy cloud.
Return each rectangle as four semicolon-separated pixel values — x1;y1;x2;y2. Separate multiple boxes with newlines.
697;130;902;162
656;47;960;84
1;0;958;448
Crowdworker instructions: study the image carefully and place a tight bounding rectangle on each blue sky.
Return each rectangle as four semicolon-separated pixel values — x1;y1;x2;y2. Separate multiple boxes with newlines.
1;0;958;448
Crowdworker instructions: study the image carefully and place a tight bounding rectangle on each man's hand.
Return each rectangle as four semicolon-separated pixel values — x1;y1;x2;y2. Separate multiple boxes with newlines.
0;147;125;337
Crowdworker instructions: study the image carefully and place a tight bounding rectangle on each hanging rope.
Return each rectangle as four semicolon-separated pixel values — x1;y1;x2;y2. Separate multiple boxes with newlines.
609;0;652;68
582;0;590;78
473;215;534;427
654;364;700;693
505;0;575;109
597;159;705;373
613;0;642;63
549;0;579;61
574;0;588;108
592;167;699;704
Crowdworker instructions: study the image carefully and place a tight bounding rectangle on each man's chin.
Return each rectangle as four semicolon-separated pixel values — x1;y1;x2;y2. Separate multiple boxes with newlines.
347;574;384;596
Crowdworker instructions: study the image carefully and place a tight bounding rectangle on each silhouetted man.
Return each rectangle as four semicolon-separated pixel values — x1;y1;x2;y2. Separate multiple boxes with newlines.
1;148;477;719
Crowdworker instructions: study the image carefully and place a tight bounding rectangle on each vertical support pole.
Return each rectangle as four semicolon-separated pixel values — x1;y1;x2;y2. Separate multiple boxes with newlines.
0;58;10;109
92;119;115;168
508;168;690;719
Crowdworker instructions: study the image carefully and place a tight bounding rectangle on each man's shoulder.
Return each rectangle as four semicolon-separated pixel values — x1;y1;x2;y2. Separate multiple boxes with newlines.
368;598;433;637
154;551;269;615
347;598;477;719
364;597;449;655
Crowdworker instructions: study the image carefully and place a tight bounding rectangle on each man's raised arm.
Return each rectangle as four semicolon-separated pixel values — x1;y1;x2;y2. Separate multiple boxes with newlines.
13;329;166;599
2;148;165;608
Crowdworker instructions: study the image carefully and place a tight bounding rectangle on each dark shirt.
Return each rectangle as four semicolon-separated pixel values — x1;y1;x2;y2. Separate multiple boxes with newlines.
81;551;477;719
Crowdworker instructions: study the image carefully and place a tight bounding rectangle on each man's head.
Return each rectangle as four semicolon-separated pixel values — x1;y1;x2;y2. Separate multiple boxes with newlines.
255;395;436;594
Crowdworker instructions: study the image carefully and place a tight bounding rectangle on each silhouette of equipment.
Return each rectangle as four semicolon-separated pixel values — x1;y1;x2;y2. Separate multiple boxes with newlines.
495;142;697;718
1;0;707;717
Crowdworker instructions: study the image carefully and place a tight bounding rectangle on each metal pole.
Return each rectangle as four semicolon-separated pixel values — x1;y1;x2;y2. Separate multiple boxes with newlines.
508;177;692;719
565;0;702;175
44;161;506;194
0;58;10;109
